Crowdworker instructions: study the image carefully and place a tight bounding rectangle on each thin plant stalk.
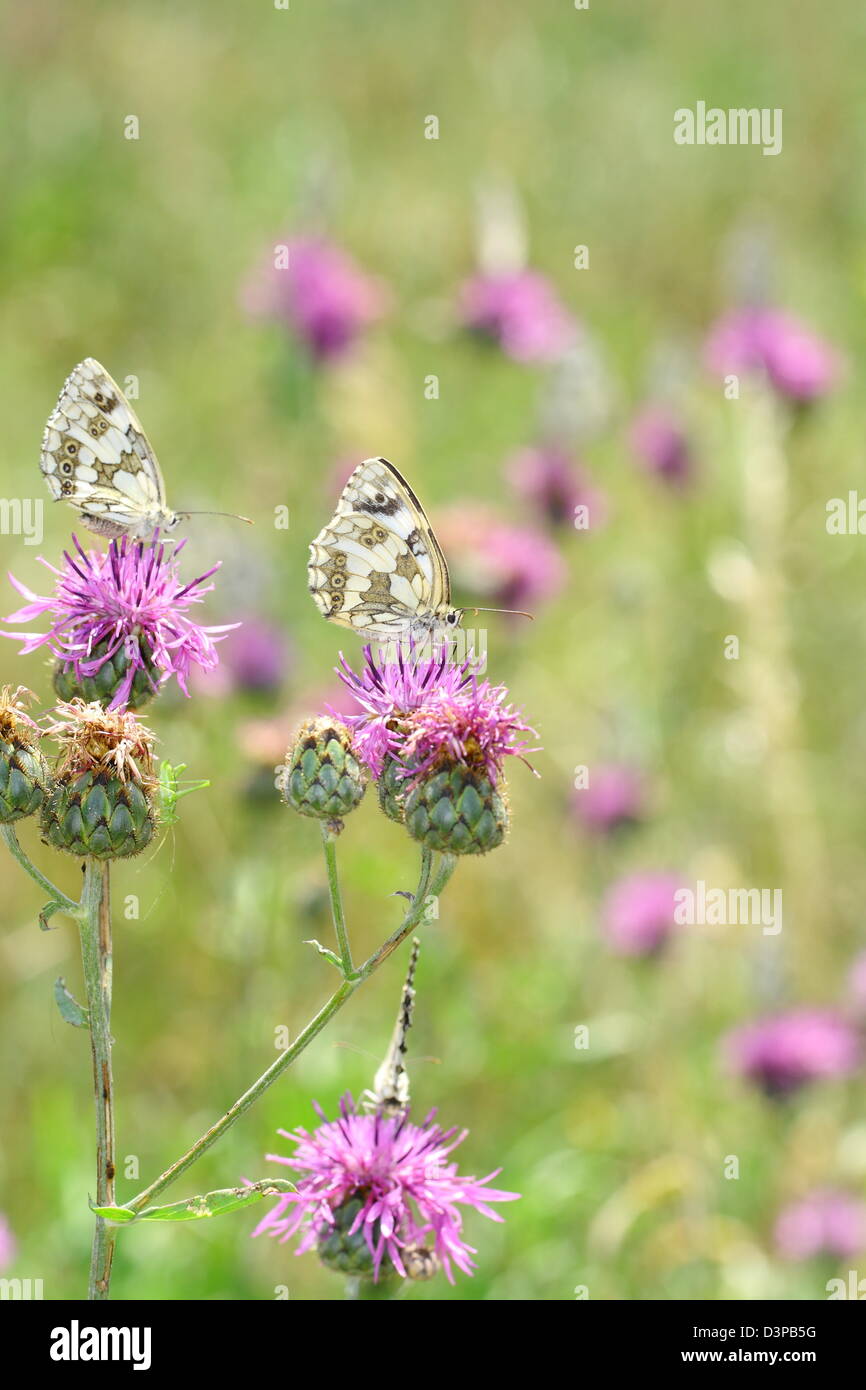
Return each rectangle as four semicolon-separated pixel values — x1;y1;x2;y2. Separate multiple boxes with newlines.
79;861;117;1299
125;849;455;1216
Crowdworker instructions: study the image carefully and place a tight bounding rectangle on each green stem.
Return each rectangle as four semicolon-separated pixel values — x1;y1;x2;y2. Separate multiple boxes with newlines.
79;862;116;1299
320;823;354;977
125;848;457;1216
1;824;81;915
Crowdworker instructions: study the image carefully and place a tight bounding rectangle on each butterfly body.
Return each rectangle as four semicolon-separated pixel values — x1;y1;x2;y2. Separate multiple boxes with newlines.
308;457;461;640
363;937;421;1117
41;358;181;541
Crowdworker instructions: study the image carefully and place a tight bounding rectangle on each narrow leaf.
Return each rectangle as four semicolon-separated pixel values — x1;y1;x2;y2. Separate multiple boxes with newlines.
54;977;89;1028
90;1179;295;1225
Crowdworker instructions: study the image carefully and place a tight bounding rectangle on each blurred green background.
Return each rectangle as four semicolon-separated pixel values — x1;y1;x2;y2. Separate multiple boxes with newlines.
1;0;865;1301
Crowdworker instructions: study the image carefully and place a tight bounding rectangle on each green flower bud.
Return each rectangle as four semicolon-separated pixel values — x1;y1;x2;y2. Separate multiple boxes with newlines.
53;636;159;711
279;718;366;825
316;1196;392;1280
377;753;408;824
41;769;155;860
404;764;509;856
0;687;48;824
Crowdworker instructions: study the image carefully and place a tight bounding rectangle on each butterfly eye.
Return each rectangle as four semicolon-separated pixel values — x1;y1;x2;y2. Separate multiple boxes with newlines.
446;611;460;627
60;461;74;476
330;573;346;588
64;441;78;456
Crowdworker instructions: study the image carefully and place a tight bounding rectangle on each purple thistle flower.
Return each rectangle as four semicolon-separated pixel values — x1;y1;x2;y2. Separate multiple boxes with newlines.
775;1189;866;1262
629;405;693;488
573;764;645;835
458;269;576;363
398;678;539;786
704;307;839;402
505;446;604;529
2;535;237;711
335;644;474;777
601;873;681;957
725;1009;861;1098
336;646;539;785
251;1094;520;1283
243;236;387;362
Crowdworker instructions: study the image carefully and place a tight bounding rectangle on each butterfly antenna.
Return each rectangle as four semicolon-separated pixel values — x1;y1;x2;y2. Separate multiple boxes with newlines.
458;606;534;621
176;510;254;524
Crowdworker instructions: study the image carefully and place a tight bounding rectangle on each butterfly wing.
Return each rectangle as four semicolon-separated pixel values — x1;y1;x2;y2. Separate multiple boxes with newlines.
41;358;170;538
308;457;452;635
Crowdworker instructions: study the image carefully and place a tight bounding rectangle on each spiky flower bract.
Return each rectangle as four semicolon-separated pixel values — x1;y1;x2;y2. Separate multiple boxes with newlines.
0;686;48;824
251;1094;519;1283
2;535;236;710
40;700;158;859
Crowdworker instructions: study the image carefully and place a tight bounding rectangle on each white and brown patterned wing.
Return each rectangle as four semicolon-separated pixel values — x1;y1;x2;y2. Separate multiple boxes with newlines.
307;457;451;635
40;358;170;538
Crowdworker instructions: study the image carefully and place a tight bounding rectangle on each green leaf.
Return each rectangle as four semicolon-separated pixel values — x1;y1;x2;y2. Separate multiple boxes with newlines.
39;900;67;932
90;1179;295;1225
54;977;89;1028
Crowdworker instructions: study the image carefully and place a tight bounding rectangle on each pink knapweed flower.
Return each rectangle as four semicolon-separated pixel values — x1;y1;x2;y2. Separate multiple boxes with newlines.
775;1189;866;1262
2;535;236;710
602;873;681;956
725;1009;861;1097
629;405;693;487
573;765;644;835
458;270;576;362
704;308;839;402
505;446;604;529
434;504;567;613
243;237;386;361
252;1095;520;1283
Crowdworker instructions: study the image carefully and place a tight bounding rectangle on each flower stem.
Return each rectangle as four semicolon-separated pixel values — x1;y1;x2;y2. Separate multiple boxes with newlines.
125;848;456;1216
0;823;81;916
79;862;116;1299
320;823;355;977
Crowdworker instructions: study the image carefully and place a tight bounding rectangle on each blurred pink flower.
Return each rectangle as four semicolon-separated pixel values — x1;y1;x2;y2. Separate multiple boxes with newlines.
601;873;681;956
0;1214;16;1271
629;406;693;487
434;504;567;614
505;447;605;529
775;1189;866;1261
847;952;866;1014
704;308;839;402
725;1010;861;1097
458;270;576;362
243;237;387;361
573;765;644;835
